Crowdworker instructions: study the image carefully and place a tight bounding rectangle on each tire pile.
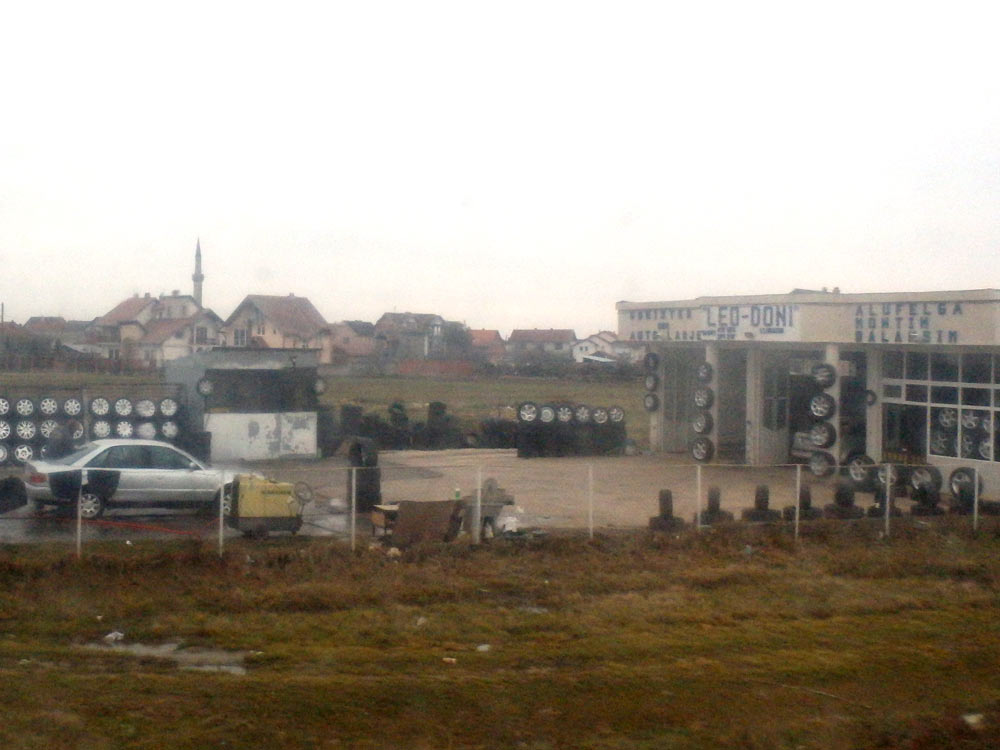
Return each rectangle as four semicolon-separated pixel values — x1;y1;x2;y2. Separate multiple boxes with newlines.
804;362;840;476
0;394;183;466
515;401;626;457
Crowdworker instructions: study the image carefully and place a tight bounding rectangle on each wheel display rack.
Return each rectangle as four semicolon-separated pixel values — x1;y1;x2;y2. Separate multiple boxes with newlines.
515;401;627;457
0;385;186;465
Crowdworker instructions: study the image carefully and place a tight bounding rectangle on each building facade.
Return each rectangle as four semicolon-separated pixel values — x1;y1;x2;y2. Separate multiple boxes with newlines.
619;289;1000;493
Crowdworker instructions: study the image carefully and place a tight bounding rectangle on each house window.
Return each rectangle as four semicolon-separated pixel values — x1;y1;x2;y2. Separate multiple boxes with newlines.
234;329;247;347
195;327;208;344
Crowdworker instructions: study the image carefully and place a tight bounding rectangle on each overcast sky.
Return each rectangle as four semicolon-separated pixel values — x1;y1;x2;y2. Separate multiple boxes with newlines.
2;1;998;337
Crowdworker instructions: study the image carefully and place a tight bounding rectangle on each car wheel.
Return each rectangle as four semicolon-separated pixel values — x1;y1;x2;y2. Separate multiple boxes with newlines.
691;437;714;462
574;404;592;423
196;378;214;397
159;398;179;417
846;454;875;487
62;398;83;416
0;444;8;465
160;421;179;439
136;422;156;440
0;398;9;416
135;399;156;418
692;411;713;434
949;467;983;501
929;429;955;455
15;398;35;417
693;387;714;409
115;421;134;438
808;451;835;478
79;491;105;520
91;420;112;439
809;422;836;449
213;485;235;516
809;393;837;420
13;444;34;464
538;405;556;424
643;394;659;412
812;363;837;389
608;406;625;423
90;397;110;416
15;421;37;441
937;408;958;429
593;407;609;425
909;465;943;492
875;463;905;488
960;411;980;430
0;421;10;441
38;397;59;416
39;419;58;439
695;362;714;384
961;432;978;459
979;439;993;461
69;422;85;440
517;402;539;423
644;373;659;391
644;352;660;372
113;398;133;417
556;404;574;423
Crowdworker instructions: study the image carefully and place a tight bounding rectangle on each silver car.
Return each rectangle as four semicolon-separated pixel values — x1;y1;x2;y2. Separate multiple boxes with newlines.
23;439;235;519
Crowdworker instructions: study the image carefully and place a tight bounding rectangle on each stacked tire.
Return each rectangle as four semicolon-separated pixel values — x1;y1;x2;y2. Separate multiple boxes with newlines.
0;394;88;465
807;363;838;477
516;401;626;457
690;362;715;462
90;395;182;443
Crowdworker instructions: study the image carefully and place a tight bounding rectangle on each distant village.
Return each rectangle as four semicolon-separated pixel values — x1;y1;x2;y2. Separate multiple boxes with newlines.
0;243;647;375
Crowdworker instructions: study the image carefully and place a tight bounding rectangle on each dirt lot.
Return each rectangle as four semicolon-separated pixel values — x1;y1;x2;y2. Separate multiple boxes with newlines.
256;448;869;531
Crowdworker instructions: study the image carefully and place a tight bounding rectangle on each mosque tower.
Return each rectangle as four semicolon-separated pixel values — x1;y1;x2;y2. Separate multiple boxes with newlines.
192;239;204;307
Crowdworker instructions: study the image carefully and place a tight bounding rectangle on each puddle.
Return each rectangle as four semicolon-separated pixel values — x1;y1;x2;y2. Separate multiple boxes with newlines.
83;640;249;675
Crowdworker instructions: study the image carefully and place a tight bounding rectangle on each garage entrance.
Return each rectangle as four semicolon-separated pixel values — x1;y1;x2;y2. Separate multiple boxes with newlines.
716;349;747;462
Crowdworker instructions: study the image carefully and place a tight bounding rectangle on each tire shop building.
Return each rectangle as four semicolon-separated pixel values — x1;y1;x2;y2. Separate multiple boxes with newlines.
618;289;1000;497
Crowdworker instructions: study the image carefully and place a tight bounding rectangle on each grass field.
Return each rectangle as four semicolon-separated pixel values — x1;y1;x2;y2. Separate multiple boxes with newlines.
319;374;648;447
1;525;999;748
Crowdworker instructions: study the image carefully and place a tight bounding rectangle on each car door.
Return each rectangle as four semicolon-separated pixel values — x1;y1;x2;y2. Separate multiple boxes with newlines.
147;445;220;504
86;445;151;503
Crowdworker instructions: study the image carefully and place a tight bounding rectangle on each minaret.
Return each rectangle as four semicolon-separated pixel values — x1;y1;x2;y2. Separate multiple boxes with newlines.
192;238;204;307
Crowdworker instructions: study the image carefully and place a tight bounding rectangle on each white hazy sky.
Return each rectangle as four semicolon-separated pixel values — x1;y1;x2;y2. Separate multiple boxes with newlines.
2;1;999;337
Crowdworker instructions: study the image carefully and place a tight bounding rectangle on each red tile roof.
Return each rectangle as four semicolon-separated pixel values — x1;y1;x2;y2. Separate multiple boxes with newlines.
95;296;157;326
468;329;504;346
507;329;577;344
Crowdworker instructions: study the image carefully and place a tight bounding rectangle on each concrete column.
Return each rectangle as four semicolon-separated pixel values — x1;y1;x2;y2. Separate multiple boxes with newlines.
866;349;882;460
824;344;842;465
745;348;763;465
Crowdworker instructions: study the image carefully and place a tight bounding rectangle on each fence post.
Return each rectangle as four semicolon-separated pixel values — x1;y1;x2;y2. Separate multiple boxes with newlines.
587;464;594;540
218;474;225;558
973;467;980;533
351;467;357;552
473;466;482;544
884;464;892;538
695;464;702;531
76;469;86;560
794;464;801;541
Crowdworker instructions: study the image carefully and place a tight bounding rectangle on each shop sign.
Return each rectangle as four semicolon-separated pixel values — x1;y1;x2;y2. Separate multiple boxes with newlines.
697;304;800;341
854;302;962;344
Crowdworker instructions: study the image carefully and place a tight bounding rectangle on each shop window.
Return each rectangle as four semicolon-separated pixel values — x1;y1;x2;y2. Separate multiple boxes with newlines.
959;410;992;461
961;388;990;407
884;351;904;379
930;353;959;382
930;385;958;404
905;384;927;403
883;384;902;399
884;404;927;459
929;406;958;457
962;353;992;383
905;352;929;380
995;355;1000;384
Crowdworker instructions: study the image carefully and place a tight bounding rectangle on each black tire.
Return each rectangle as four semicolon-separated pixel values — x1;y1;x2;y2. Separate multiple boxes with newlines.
136;422;157;440
135;399;156;418
0;398;9;416
809;422;836;449
592;407;609;425
643;394;659;413
15;421;37;442
808;451;836;477
196;378;214;397
691;437;714;462
936;408;958;430
14;398;35;417
0;420;10;442
159;398;179;417
608;406;625;424
90;397;111;417
695;362;714;384
160;421;179;440
38;397;59;416
644;352;660;372
845;454;875;488
0;444;8;465
692;411;713;435
978;439;993;461
12;444;34;464
39;419;58;440
808;393;837;420
62;398;83;417
574;404;592;424
556;404;575;424
517;402;539;424
644;373;659;391
79;490;105;520
538;405;557;424
91;420;112;439
693;387;714;409
909;465;943;492
812;363;837;389
113;398;133;417
115;421;135;439
875;463;906;488
949;467;983;501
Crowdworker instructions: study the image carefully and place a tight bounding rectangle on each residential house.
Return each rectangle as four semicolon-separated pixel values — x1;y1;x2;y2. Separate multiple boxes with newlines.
506;329;577;360
325;320;378;365
468;329;507;364
221;294;328;351
572;331;620;363
374;312;469;360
